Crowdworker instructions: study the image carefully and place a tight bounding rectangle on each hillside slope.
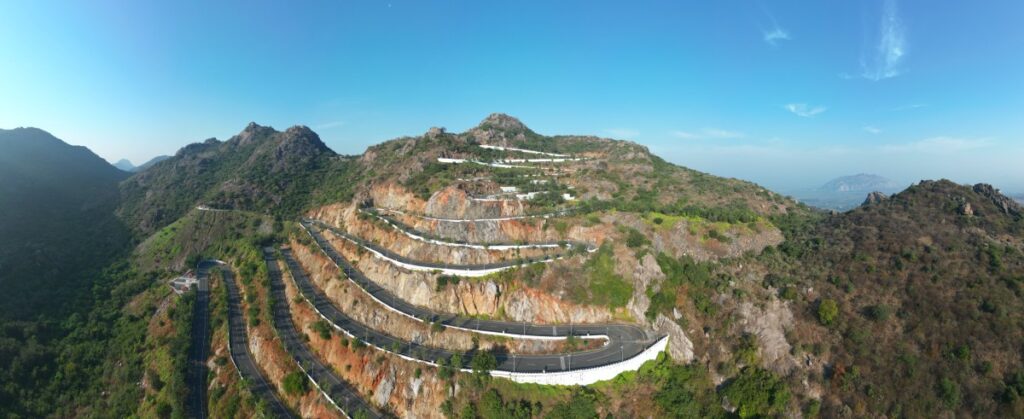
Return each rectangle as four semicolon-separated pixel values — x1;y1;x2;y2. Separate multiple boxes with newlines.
0;127;131;318
761;180;1024;417
118;123;353;235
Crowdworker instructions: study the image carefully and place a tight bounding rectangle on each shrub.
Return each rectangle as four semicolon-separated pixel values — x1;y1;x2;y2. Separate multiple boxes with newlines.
282;371;309;395
817;299;839;327
720;367;791;418
864;304;891;322
625;227;649;249
654;363;722;418
311;320;332;340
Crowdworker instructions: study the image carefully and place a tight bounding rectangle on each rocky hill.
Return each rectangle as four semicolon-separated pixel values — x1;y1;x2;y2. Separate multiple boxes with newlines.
756;179;1024;417
4;115;1023;418
118;123;351;235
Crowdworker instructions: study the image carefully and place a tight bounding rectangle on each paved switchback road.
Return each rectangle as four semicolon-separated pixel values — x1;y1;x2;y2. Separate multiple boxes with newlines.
306;219;566;276
263;248;385;419
217;261;295;418
280;241;660;374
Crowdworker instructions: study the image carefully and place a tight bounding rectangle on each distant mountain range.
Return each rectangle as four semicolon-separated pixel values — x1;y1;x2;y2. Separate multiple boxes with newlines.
111;155;170;172
818;173;901;193
790;174;906;211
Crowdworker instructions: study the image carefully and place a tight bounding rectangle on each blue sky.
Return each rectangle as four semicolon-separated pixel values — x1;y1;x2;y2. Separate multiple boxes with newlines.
1;1;1022;192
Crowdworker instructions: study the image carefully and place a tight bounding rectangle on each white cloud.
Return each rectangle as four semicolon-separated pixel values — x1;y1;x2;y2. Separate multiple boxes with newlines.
763;27;790;46
881;137;993;153
892;103;927;111
784;103;827;117
315;120;346;130
861;0;907;81
672;128;745;140
605;128;639;139
863;126;882;134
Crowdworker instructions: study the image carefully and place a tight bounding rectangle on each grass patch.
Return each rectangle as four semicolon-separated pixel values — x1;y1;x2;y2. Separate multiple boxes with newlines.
571;244;633;308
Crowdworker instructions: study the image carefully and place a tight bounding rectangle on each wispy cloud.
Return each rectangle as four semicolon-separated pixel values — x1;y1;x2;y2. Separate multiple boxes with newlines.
863;126;882;134
672;128;745;140
315;120;346;130
861;0;907;81
759;4;791;46
605;128;639;139
784;103;827;117
763;27;790;46
892;103;927;111
881;136;992;153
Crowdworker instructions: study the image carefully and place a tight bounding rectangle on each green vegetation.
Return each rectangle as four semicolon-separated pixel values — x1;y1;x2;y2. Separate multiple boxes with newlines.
118;124;355;236
570;244;633;308
654;362;723;418
720;367;791;418
282;371;309;395
311;320;333;340
817;299;839;327
645;253;725;320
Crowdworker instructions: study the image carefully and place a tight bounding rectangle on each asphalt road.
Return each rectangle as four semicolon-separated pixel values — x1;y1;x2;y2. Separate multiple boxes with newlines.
307;219;567;273
186;261;212;419
264;248;385;419
217;261;296;419
280;239;660;374
360;208;595;251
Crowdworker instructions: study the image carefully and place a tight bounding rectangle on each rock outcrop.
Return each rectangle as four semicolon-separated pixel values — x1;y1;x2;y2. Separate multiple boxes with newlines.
862;191;888;206
973;183;1022;216
654;314;695;363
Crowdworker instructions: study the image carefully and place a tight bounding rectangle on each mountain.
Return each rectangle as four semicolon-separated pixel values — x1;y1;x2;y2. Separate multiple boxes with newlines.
791;173;905;211
0;128;132;318
819;173;901;193
0;128;134;416
113;158;135;171
2;116;1022;418
118;122;350;235
763;180;1024;417
132;155;170;172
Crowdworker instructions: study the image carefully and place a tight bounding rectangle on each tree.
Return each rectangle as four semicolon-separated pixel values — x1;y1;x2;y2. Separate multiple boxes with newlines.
655;364;722;418
546;388;598;419
471;351;497;374
817;299;839;327
720;367;791;419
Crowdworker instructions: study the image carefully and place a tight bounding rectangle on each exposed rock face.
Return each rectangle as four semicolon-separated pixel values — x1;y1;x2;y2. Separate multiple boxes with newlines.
959;201;974;217
862;191;888;206
655;314;694;362
973;183;1022;216
424;186;525;219
278;265;450;417
736;299;799;374
627;254;665;323
373;365;397;407
318;231;612;323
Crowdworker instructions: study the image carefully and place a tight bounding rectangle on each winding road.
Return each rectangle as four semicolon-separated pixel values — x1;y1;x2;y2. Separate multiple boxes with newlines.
291;224;662;374
307;219;569;277
359;208;594;252
217;261;295;418
264;248;385;419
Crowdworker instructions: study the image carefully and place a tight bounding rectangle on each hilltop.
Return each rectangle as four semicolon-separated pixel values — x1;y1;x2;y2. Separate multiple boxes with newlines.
117;123;351;235
754;179;1024;417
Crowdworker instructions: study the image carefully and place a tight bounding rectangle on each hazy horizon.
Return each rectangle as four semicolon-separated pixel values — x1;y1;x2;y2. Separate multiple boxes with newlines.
2;1;1022;192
